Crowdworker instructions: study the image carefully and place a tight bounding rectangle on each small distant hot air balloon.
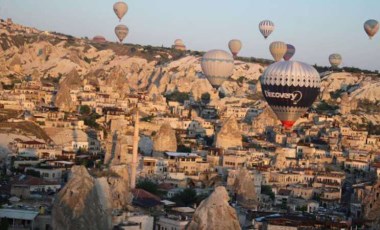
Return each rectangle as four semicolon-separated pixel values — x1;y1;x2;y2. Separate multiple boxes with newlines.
201;50;234;89
283;44;296;61
172;39;186;51
269;41;287;62
329;54;342;68
260;61;321;129
259;20;275;39
113;1;128;22
228;39;242;58
115;24;129;43
364;19;379;39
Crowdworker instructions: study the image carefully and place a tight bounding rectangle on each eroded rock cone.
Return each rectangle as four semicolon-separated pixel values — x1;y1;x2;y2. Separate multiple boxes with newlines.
215;115;242;150
153;123;177;153
234;168;258;209
52;166;112;230
187;186;241;230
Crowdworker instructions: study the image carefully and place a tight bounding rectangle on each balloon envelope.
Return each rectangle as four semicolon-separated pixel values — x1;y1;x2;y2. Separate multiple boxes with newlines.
260;61;321;129
115;24;129;42
329;54;342;68
364;19;379;39
259;20;274;39
270;41;287;62
113;2;128;21
283;44;296;61
228;39;242;57
201;50;234;89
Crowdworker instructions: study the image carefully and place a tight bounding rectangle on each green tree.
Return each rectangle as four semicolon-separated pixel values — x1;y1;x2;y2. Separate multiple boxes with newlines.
79;105;91;115
172;188;197;206
0;218;9;230
136;179;160;196
201;92;211;104
177;145;192;153
261;185;275;200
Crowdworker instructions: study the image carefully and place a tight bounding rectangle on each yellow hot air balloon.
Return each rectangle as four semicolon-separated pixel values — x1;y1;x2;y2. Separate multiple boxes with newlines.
113;1;128;21
269;41;287;62
201;50;234;89
228;39;242;58
115;24;129;43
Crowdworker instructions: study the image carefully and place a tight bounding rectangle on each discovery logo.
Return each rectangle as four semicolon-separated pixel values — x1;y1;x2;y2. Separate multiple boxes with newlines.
264;90;303;105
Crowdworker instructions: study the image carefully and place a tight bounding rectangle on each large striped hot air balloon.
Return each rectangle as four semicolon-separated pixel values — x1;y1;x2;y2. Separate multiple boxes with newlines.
259;20;275;39
364;19;379;39
283;44;296;61
329;54;342;68
201;50;234;89
113;1;128;21
228;39;242;58
260;61;321;129
269;41;287;62
115;24;129;42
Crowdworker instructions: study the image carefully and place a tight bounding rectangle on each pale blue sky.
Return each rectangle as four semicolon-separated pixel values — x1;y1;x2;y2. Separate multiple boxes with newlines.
1;0;379;70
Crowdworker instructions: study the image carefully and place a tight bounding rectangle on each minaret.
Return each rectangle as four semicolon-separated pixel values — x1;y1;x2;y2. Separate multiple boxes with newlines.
130;105;139;189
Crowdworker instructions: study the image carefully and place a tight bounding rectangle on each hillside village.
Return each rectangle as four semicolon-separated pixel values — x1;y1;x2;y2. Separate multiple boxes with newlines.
2;18;380;230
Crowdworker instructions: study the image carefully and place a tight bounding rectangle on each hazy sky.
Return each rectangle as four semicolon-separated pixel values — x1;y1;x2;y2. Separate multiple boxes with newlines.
1;0;380;70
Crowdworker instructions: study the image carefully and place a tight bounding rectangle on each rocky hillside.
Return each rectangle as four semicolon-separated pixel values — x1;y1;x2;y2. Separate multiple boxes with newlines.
1;19;380;104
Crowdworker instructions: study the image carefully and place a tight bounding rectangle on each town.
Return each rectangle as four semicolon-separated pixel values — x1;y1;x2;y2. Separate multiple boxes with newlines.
1;17;380;230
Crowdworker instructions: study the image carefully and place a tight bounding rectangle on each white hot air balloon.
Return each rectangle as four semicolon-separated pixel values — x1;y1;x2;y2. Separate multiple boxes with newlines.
329;53;342;68
269;41;287;62
228;39;242;58
113;1;128;21
115;24;129;43
201;50;234;89
259;20;275;39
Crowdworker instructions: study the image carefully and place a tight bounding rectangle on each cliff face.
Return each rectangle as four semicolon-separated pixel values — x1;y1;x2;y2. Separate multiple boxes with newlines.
52;166;112;230
187;186;241;230
153;123;177;153
215;115;242;150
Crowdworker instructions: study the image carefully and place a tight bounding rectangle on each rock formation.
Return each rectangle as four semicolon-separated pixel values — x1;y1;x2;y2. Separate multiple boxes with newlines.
52;166;112;230
187;186;240;230
215;115;242;150
153;123;177;153
233;168;258;209
252;107;280;134
363;180;380;229
55;69;82;112
107;165;132;209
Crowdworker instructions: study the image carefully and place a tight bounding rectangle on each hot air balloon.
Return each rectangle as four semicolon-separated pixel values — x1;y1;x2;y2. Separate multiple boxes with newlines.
201;50;234;89
113;1;128;21
259;20;274;39
115;24;129;43
329;54;342;68
260;61;321;129
364;19;379;39
228;39;242;58
269;41;287;62
283;44;296;61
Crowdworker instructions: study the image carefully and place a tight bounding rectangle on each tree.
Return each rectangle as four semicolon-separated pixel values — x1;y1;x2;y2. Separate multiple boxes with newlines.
201;92;211;104
0;218;9;230
136;179;160;196
261;185;275;200
79;105;91;115
171;188;197;206
177;145;191;153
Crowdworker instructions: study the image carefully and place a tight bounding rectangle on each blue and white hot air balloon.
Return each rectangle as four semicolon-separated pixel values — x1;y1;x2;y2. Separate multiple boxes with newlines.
260;61;321;129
